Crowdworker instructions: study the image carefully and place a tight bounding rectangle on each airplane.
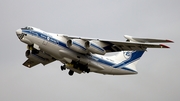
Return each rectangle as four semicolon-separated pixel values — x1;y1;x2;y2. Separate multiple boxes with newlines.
16;26;173;76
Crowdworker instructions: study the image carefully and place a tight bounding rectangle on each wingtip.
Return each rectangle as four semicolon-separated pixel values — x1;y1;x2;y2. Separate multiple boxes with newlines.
160;44;170;48
166;39;174;43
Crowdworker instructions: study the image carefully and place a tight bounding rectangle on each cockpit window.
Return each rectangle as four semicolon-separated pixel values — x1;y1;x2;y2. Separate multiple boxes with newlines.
22;26;33;30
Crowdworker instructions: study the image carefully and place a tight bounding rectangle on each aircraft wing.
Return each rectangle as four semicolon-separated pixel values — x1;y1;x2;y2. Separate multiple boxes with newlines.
64;35;172;53
23;51;56;68
101;41;170;52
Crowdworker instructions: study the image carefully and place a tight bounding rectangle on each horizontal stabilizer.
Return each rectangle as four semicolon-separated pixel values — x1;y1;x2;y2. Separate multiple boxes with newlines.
124;35;174;43
23;51;56;68
23;59;40;68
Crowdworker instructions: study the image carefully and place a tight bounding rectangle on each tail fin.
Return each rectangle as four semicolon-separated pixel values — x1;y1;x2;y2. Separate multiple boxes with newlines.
109;51;145;72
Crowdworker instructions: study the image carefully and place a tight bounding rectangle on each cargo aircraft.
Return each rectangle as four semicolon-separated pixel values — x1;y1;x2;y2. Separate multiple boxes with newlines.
16;26;173;76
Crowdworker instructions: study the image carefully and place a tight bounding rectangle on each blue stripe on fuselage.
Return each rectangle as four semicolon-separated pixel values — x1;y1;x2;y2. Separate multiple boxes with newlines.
23;30;67;48
90;55;115;66
22;29;140;69
23;29;116;66
113;51;144;68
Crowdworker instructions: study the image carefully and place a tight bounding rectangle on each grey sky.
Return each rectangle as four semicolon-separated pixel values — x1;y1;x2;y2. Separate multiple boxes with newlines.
0;0;179;101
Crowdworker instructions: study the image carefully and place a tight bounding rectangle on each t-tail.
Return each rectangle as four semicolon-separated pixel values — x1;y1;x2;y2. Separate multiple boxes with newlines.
109;51;145;73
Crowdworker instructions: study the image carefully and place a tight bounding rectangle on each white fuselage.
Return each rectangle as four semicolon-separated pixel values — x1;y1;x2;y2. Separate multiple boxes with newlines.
16;27;137;75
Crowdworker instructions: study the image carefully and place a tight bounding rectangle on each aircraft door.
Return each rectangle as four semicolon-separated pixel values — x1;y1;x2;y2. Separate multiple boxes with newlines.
43;40;48;45
42;36;49;45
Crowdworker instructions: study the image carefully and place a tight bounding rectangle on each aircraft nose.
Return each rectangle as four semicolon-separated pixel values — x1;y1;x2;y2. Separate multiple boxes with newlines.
16;29;22;35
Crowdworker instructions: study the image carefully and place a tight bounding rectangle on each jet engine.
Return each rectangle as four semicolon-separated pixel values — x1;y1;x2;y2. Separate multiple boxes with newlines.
67;39;88;54
85;41;106;55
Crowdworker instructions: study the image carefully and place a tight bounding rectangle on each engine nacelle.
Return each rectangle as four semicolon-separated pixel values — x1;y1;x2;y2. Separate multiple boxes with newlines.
67;39;88;54
85;41;106;55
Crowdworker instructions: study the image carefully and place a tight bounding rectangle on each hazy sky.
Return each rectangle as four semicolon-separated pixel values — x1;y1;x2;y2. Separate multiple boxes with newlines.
0;0;179;101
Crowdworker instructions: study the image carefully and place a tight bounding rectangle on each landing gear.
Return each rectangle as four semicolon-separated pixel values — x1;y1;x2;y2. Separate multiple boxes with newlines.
84;64;90;73
68;70;74;76
60;61;90;76
60;65;66;71
26;45;39;56
31;49;39;54
25;50;30;58
85;68;90;73
27;45;33;50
